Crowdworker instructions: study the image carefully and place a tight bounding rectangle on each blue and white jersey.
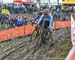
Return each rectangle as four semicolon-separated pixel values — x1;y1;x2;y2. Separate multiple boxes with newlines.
37;14;53;28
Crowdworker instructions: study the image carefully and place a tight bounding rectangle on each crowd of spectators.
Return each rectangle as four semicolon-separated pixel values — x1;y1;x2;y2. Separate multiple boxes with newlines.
37;5;72;21
0;4;72;20
0;4;37;14
0;14;27;29
52;8;71;21
0;4;73;30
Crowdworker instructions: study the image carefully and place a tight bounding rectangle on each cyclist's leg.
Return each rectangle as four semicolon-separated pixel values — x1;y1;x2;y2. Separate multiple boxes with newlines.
43;21;50;43
41;25;48;45
50;31;53;41
41;30;46;45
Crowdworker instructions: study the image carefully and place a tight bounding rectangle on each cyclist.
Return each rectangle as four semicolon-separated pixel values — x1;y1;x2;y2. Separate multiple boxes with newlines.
36;8;53;32
35;8;53;45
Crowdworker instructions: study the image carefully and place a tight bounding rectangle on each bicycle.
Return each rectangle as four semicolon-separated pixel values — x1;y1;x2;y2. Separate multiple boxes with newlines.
40;25;53;47
30;24;53;53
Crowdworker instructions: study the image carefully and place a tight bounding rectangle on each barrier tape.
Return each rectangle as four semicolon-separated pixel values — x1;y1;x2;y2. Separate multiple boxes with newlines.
0;21;71;42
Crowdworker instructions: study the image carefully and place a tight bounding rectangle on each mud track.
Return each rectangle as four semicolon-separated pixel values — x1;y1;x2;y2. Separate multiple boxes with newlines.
0;28;71;60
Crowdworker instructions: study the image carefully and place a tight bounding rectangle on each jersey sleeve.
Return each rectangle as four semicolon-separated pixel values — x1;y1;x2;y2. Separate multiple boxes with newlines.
49;14;53;28
37;15;44;25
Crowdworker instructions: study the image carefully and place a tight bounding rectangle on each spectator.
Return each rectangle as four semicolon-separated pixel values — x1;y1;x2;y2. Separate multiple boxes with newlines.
53;10;57;20
1;7;10;15
22;16;27;25
15;17;24;26
29;6;33;14
40;8;43;14
10;15;15;27
14;4;20;14
1;14;7;28
5;15;10;29
56;8;60;20
0;5;2;13
14;15;18;26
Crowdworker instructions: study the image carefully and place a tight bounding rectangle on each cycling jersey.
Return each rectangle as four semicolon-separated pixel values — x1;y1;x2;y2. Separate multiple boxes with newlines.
37;14;53;28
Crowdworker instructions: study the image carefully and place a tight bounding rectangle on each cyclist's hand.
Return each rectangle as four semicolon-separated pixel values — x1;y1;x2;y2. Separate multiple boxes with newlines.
52;27;55;31
35;25;40;31
50;27;54;31
35;25;38;31
50;28;53;32
35;26;37;31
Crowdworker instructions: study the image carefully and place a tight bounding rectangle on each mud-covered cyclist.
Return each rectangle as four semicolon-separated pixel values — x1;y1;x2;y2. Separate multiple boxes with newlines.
36;8;53;33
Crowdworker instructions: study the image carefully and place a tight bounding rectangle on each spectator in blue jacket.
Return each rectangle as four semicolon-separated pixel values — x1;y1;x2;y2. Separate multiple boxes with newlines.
1;14;8;28
15;17;24;26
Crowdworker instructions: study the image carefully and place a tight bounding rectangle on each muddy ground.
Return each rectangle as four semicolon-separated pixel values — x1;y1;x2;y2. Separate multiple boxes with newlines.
0;28;72;60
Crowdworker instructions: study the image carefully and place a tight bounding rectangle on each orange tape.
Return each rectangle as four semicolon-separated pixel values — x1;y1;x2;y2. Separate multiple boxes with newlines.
54;21;71;29
25;24;35;35
0;30;7;42
7;28;18;39
0;21;71;42
15;26;24;37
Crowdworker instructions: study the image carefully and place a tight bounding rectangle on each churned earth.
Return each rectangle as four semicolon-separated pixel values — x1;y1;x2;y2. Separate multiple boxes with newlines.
0;28;72;60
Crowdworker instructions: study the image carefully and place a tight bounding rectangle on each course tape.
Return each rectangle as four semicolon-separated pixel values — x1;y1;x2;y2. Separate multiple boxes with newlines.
0;21;71;42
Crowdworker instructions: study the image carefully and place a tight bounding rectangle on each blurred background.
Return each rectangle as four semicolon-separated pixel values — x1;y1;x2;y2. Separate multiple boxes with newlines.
0;0;74;30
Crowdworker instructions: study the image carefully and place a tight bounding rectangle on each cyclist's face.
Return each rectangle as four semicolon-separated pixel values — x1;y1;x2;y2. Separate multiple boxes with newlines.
44;11;48;15
44;9;49;15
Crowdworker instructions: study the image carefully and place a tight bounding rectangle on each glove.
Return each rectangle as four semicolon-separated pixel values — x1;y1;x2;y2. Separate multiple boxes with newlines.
35;25;40;31
35;25;38;31
50;28;53;32
50;27;54;31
